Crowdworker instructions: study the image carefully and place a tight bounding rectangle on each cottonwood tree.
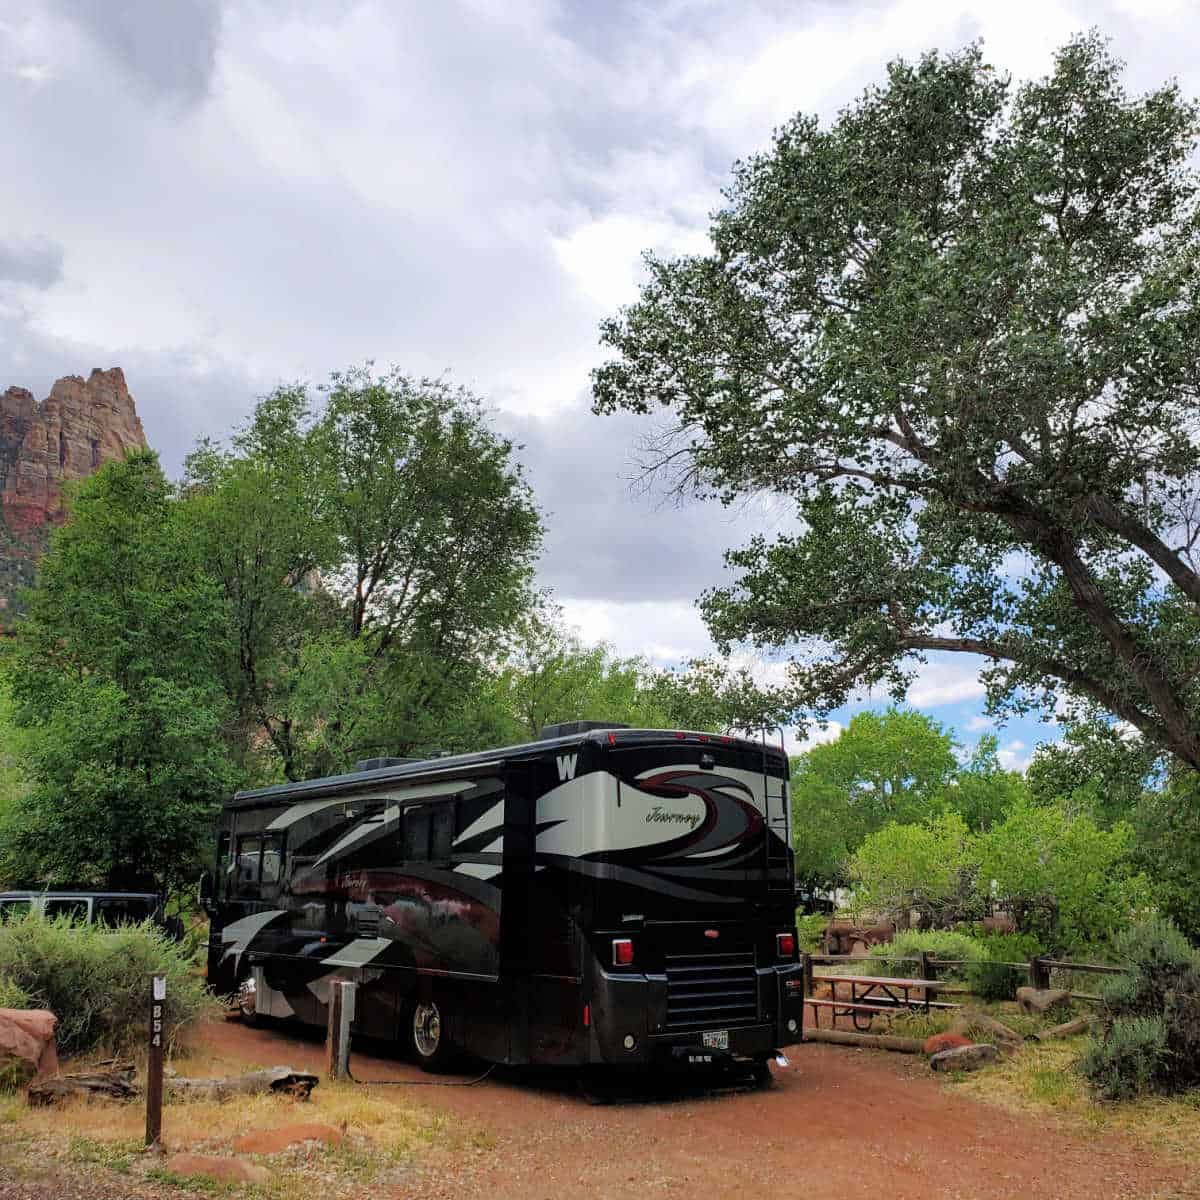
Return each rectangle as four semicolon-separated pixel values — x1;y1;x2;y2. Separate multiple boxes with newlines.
3;453;236;891
186;366;543;780
593;35;1200;771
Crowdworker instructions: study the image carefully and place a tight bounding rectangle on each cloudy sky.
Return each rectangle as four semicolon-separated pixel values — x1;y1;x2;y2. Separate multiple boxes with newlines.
1;0;1194;763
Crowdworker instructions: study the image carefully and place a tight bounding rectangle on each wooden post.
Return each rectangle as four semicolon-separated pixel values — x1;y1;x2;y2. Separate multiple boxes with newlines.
145;973;166;1148
325;979;356;1080
1030;956;1051;991
920;950;938;982
801;952;814;998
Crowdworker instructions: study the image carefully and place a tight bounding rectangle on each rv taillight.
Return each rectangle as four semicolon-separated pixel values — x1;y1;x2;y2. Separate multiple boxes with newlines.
612;938;634;966
776;932;796;959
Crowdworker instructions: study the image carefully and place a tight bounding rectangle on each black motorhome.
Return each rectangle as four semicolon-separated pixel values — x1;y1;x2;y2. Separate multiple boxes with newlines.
205;724;804;1074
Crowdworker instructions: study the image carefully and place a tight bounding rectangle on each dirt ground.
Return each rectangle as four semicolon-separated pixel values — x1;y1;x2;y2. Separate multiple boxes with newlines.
172;1019;1197;1200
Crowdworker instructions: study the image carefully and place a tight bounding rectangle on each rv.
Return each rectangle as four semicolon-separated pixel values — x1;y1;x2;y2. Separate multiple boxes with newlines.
204;723;804;1076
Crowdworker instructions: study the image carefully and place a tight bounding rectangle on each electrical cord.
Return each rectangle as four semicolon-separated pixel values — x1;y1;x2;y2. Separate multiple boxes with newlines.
348;1061;498;1086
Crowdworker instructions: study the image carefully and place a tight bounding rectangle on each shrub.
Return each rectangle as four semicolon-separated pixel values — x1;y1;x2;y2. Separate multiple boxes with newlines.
967;932;1043;1002
1078;1016;1168;1101
795;912;829;954
1079;916;1200;1099
0;914;215;1056
867;929;985;982
0;976;31;1009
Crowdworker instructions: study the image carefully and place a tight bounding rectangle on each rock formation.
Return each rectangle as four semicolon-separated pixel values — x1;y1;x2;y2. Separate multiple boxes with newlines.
0;367;148;618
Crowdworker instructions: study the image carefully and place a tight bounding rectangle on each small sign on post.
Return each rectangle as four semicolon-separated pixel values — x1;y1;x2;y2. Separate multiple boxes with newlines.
146;973;166;1147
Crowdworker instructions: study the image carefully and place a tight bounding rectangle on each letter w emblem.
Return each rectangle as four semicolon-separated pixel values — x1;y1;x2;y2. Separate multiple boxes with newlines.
556;754;578;782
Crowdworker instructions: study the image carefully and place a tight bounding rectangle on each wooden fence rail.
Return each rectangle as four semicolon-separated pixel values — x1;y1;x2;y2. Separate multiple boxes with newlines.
801;950;1128;1004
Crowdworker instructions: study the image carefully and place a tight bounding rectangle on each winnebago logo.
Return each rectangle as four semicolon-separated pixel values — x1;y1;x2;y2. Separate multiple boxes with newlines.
646;805;703;828
556;754;578;782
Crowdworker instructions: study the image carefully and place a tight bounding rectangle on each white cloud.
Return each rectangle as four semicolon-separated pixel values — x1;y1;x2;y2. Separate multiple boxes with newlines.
997;740;1030;771
966;715;993;733
905;657;987;708
551;214;710;312
790;721;844;756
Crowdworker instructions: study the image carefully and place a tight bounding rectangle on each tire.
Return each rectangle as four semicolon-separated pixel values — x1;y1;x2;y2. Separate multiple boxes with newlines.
408;998;456;1072
750;1058;773;1089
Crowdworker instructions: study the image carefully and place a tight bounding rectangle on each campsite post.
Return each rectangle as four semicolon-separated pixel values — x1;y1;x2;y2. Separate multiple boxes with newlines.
146;972;166;1147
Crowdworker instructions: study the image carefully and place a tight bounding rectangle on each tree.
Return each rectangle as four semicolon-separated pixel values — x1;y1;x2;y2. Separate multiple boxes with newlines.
975;800;1149;951
941;734;1029;832
593;35;1200;772
186;367;544;779
1;453;236;892
1027;719;1158;826
790;709;958;887
849;811;976;927
490;606;787;743
1133;770;1200;943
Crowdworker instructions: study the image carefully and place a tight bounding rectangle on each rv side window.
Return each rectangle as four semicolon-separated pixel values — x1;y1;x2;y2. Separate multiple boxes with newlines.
261;834;284;885
431;804;455;861
236;835;262;885
0;899;31;920
403;806;431;861
234;833;285;888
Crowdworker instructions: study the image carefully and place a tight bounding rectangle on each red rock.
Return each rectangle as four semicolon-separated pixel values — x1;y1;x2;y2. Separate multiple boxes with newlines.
0;1008;58;1085
232;1122;344;1154
0;367;148;618
165;1153;271;1185
923;1031;973;1056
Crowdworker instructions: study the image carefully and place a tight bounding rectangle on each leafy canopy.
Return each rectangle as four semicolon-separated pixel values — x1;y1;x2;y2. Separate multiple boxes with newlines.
790;707;1023;888
2;452;236;891
186;366;544;780
593;35;1200;771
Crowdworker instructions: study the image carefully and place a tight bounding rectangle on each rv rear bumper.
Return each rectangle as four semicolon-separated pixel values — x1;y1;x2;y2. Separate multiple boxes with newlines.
587;962;805;1065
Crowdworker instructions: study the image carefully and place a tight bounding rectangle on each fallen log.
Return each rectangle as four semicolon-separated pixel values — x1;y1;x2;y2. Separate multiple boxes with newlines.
28;1061;138;1106
166;1066;319;1102
951;1011;1024;1050
803;1028;925;1054
1031;1016;1090;1042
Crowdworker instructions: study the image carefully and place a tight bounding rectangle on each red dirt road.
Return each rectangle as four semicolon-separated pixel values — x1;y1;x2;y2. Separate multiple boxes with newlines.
202;1021;1195;1200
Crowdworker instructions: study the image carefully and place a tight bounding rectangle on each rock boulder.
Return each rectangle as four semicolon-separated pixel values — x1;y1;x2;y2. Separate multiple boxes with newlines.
0;1008;58;1085
930;1043;998;1072
1016;987;1072;1015
165;1154;271;1186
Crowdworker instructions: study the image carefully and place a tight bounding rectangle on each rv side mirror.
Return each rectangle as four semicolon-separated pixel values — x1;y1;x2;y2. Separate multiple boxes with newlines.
198;870;215;912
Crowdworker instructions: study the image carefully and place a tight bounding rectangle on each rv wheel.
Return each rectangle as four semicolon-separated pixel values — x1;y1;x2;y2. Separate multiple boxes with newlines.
235;972;260;1027
409;999;455;1072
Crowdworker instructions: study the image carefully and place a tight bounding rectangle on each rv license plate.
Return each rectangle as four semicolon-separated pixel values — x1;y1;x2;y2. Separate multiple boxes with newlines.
702;1030;729;1050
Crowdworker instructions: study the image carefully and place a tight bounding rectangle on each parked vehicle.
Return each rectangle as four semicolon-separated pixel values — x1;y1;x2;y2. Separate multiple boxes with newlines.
203;722;804;1075
0;890;175;933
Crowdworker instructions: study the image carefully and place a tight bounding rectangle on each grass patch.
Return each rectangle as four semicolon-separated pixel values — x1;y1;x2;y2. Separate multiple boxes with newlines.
67;1134;142;1173
951;1040;1200;1162
0;1048;449;1199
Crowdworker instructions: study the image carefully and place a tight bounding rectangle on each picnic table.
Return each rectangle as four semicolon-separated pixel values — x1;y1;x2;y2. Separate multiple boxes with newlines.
807;973;959;1032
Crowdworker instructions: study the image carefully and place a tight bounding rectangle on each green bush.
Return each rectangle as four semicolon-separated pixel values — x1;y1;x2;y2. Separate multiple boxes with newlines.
0;914;215;1056
1077;1016;1168;1101
1079;916;1200;1099
967;932;1043;1002
795;912;829;954
0;975;32;1009
867;929;985;982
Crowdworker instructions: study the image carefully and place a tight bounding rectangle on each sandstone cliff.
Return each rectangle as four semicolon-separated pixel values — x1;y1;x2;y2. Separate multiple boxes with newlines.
0;368;148;616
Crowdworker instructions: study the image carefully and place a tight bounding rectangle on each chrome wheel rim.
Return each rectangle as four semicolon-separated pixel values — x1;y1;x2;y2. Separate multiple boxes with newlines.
236;975;257;1017
413;1002;441;1058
